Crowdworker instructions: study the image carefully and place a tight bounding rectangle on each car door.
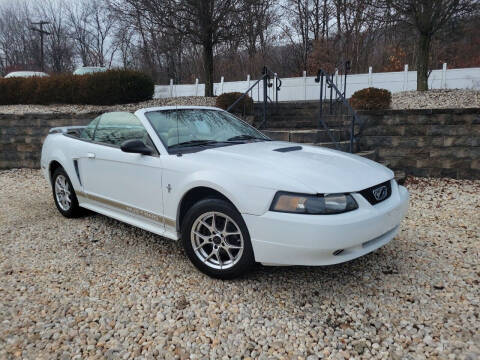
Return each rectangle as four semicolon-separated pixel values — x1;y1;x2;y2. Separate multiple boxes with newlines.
78;112;165;229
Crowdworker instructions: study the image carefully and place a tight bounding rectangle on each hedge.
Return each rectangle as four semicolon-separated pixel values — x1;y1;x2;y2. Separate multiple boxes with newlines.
216;92;254;114
349;87;392;110
0;70;154;105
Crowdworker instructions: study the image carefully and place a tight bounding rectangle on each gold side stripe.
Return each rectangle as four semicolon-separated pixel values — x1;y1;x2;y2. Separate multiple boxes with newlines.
76;190;176;228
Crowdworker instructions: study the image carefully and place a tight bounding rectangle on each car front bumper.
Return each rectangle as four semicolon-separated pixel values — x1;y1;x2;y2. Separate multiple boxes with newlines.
243;181;409;266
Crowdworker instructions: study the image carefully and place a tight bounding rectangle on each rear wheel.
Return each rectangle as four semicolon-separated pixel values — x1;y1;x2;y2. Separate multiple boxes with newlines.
181;198;255;279
52;167;82;218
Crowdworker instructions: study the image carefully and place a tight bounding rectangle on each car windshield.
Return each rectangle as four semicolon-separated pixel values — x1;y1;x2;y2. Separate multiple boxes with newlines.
145;109;270;151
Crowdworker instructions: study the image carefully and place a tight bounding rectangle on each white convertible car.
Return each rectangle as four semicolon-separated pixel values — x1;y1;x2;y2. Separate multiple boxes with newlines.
41;106;409;279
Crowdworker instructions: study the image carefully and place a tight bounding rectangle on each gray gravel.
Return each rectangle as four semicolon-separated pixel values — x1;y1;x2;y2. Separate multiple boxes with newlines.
0;97;217;115
0;89;478;115
391;89;480;110
0;170;479;359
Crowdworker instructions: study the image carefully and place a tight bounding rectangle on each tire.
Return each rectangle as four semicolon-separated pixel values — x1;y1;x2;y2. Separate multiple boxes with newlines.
51;167;83;218
181;198;255;279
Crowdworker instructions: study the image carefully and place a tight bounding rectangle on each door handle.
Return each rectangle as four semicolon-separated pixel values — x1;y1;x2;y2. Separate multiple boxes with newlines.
87;152;96;159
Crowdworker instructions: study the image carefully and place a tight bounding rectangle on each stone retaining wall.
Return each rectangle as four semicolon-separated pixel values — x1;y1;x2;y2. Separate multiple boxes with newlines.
0;113;100;169
0;109;479;179
358;108;480;179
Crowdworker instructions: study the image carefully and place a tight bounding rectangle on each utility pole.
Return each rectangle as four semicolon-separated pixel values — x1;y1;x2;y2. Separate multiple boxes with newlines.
30;21;51;72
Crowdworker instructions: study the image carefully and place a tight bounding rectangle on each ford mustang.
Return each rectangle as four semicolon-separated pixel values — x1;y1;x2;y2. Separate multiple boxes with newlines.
41;106;409;279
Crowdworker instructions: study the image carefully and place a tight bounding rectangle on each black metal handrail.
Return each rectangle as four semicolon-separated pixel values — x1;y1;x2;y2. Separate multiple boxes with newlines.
226;77;264;113
226;66;281;129
315;67;358;153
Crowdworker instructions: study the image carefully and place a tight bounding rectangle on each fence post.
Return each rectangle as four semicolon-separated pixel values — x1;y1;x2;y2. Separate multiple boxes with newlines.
403;64;409;91
335;69;339;88
303;70;307;100
169;79;174;97
263;67;268;128
368;66;373;87
194;78;199;96
220;76;224;95
442;63;447;89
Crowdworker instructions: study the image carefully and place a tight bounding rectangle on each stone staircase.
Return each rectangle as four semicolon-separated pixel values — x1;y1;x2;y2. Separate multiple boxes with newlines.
254;101;406;183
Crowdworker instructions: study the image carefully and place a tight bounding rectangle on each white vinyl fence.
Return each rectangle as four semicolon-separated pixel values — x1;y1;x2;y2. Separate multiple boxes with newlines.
154;64;480;101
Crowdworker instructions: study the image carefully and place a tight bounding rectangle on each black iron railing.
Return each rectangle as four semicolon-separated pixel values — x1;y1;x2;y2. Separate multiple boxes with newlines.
226;66;281;129
314;64;358;153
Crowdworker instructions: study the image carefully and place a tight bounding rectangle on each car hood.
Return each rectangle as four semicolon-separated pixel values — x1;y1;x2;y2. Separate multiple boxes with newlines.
193;141;393;193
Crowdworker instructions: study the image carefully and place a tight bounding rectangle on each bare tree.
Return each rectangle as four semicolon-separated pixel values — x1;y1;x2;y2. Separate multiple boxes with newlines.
0;2;37;73
33;0;74;73
240;0;278;75
377;0;477;90
67;0;94;66
67;0;117;67
281;0;332;73
113;0;246;95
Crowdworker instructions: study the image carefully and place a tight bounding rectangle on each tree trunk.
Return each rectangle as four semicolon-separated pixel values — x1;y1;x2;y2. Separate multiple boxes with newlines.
416;32;431;91
203;41;214;97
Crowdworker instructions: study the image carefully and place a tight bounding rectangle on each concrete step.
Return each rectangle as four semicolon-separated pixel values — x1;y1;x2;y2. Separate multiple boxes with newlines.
307;140;352;152
262;114;353;125
262;129;350;143
263;120;353;130
356;149;377;161
255;101;346;112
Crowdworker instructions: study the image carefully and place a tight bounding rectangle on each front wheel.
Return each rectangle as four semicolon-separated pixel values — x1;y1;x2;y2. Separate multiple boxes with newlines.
52;167;82;218
181;198;255;279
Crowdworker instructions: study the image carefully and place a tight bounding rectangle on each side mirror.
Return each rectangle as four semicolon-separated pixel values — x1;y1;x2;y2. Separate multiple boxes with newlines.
120;139;152;155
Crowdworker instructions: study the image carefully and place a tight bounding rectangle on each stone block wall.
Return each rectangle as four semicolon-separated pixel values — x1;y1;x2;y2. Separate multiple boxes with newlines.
0;109;479;179
358;109;480;179
0;113;101;169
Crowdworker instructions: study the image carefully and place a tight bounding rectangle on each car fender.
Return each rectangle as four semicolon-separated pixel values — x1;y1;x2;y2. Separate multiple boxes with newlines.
169;169;278;223
42;135;80;188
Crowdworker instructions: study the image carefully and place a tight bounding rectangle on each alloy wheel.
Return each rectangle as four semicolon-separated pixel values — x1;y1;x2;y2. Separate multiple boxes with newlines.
190;211;244;270
54;174;72;211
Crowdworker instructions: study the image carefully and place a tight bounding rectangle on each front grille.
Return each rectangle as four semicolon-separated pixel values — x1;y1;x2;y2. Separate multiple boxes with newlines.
359;180;392;205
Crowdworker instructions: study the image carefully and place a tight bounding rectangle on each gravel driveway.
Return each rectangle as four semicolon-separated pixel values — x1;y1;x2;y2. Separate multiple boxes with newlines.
0;170;479;360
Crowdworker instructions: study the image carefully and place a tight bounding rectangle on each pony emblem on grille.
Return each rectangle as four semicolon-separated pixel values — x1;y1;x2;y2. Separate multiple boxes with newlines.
372;185;388;201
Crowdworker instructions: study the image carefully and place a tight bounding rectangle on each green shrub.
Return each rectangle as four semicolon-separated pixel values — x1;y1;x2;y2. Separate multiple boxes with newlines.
349;87;391;110
0;70;154;105
216;92;253;114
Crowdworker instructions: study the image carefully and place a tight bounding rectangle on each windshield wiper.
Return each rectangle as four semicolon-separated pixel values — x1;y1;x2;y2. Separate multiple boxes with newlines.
169;139;219;149
227;134;268;141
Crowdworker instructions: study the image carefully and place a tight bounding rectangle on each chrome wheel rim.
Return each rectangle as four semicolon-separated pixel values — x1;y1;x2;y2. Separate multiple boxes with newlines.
191;211;244;270
55;175;72;211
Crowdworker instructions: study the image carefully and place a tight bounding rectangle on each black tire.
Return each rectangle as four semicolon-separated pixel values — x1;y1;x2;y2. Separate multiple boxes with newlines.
181;198;255;279
51;167;83;218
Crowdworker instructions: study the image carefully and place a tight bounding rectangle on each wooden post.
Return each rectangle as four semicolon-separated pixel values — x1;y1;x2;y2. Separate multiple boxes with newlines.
368;66;373;87
169;79;174;97
220;76;224;95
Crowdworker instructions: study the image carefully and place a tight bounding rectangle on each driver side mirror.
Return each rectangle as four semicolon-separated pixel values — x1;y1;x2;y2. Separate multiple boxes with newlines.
120;139;153;155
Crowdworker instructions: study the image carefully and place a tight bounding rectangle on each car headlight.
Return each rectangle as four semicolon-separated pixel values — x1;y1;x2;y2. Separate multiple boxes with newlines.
270;192;358;214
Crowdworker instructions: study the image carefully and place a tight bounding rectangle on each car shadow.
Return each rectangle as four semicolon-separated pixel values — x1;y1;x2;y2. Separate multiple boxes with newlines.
82;211;404;297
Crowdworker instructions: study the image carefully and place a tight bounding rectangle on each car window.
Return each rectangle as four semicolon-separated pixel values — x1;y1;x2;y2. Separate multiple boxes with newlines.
94;112;148;147
79;117;100;140
146;109;268;148
143;111;179;146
